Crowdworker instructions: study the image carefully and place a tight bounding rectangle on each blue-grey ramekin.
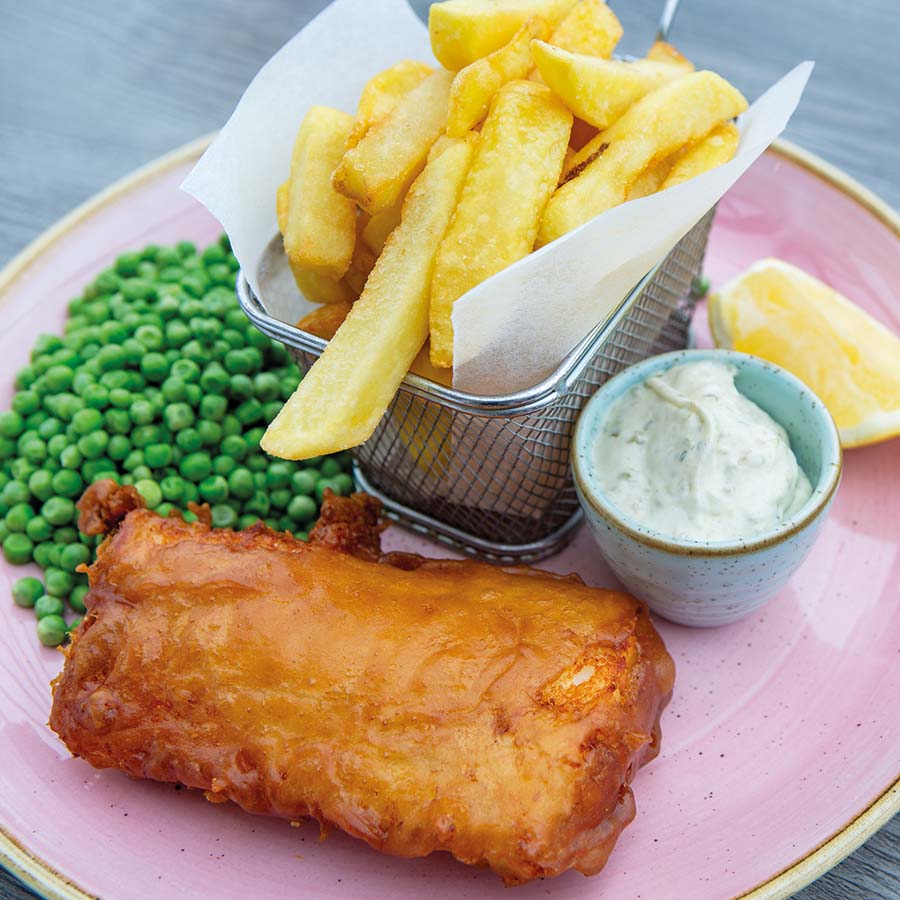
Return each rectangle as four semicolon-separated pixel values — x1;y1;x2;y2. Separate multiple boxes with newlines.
572;349;843;627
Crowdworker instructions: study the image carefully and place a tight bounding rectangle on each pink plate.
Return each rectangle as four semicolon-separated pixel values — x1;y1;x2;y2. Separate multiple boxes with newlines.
0;139;897;900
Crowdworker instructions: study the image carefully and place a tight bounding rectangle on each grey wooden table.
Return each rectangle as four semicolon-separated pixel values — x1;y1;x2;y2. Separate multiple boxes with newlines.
1;1;897;898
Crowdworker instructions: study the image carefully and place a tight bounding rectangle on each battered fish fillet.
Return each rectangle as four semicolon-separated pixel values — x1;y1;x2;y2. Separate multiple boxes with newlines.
50;483;674;885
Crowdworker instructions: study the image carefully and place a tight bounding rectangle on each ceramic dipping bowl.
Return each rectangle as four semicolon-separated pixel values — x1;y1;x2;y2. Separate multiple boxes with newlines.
572;349;843;627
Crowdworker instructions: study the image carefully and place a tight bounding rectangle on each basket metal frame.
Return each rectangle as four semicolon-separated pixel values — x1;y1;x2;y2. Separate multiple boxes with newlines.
238;209;714;562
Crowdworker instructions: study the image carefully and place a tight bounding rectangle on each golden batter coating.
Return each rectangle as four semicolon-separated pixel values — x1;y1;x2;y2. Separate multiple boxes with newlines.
51;485;674;885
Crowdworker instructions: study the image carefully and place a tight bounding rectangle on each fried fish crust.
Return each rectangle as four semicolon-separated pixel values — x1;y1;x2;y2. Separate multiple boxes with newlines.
51;485;674;885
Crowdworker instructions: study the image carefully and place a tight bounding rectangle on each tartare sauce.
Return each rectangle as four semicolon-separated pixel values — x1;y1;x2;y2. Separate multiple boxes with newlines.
594;361;812;542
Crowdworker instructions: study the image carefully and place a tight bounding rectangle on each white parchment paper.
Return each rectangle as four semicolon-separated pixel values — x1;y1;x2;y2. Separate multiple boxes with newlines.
182;0;812;396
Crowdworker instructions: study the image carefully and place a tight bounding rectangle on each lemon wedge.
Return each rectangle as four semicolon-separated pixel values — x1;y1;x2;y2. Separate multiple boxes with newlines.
709;258;900;448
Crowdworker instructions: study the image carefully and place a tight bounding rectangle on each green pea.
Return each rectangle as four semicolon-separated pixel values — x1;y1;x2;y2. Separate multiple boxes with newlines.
9;459;35;483
288;495;318;523
332;473;354;496
182;481;199;504
0;411;24;439
316;478;341;502
160;377;187;403
5;503;34;532
95;344;127;372
244;427;266;448
199;394;227;422
211;455;237;478
3;532;33;564
44;365;74;393
221;328;244;350
135;324;164;350
99;320;128;344
198;475;229;504
245;455;267;473
291;470;317;495
128;399;154;427
59;445;83;470
107;434;131;461
69;583;89;614
36;613;68;647
12;391;39;416
199;363;230;394
21;437;47;464
211;504;238;529
253;372;280;402
45;568;74;597
82;458;115;482
165;320;191;348
234;399;263;425
0;437;15;461
266;462;293;490
131;425;160;449
163;403;194;432
158;266;185;284
108;388;132;409
42;497;76;527
12;576;44;609
269;489;291;510
140;352;169;383
237;514;260;530
28;469;54;502
176;240;197;259
130;465;152;482
241;491;268;518
252;471;266;491
71;407;103;435
59;542;90;573
77;430;109;460
175;428;202;453
320;458;342;478
119;451;141;475
26;515;52;543
115;251;141;276
2;480;30;506
223;349;254;375
180;452;212;483
220;434;246;461
280;377;298;401
47;434;68;459
37;418;62;441
135;479;163;509
144;443;172;469
221;415;241;437
227;467;254;500
81;383;109;410
196;420;222;447
51;469;84;499
14;366;36;391
155;502;175;518
160;475;185;502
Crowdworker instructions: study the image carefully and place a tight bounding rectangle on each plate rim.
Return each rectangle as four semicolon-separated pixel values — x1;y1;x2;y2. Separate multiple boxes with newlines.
0;135;897;900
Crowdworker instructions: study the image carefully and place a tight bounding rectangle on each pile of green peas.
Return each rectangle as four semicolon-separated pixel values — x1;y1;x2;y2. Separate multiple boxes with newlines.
5;236;354;647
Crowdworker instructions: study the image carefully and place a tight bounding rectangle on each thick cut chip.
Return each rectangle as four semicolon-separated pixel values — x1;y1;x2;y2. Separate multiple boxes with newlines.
446;17;550;138
645;40;694;72
262;136;477;459
429;81;572;368
660;122;739;189
548;0;622;57
296;301;352;340
429;0;576;70
291;268;357;304
625;157;672;201
532;41;685;129
333;70;454;215
344;233;377;296
538;71;747;244
710;258;900;448
277;179;356;303
362;202;402;255
347;60;433;148
283;106;357;279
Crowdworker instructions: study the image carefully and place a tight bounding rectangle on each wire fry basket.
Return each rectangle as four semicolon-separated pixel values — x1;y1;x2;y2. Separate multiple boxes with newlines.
238;208;715;562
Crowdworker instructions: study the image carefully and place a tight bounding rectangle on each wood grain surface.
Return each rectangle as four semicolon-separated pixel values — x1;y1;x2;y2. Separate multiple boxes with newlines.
0;1;897;898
